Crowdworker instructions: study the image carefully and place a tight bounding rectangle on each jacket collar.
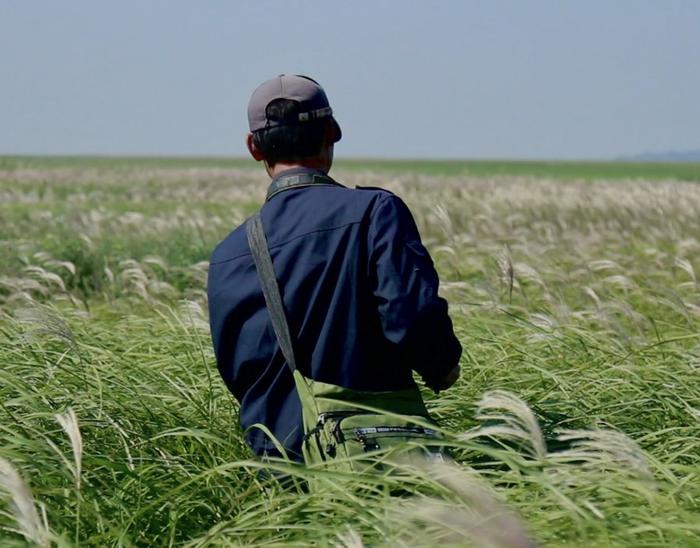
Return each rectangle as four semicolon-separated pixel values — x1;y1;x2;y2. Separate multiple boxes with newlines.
266;167;344;201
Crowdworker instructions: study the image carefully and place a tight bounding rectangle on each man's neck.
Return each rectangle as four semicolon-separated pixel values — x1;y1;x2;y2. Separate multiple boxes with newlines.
266;159;329;179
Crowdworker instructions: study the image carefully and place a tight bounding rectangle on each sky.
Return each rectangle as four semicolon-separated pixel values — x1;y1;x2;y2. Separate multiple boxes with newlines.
1;1;699;160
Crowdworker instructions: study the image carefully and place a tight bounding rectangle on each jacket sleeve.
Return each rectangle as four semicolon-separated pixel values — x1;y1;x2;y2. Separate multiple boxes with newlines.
367;193;462;391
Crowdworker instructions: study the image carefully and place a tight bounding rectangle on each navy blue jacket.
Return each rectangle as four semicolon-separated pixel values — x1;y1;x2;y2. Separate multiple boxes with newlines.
207;167;462;460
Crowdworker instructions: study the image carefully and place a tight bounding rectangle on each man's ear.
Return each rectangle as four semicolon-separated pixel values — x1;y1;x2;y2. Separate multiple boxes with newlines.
246;133;265;162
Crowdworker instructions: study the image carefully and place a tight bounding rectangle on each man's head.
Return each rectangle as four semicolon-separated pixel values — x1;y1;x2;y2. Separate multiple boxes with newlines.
245;75;342;174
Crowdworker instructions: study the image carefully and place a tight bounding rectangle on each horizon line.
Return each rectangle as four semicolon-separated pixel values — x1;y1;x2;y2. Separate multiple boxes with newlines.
2;152;700;165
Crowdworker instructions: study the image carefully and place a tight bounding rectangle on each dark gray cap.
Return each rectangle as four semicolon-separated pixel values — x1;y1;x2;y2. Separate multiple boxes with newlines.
247;74;337;132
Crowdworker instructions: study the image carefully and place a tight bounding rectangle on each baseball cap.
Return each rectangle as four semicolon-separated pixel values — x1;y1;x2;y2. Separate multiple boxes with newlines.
247;74;341;140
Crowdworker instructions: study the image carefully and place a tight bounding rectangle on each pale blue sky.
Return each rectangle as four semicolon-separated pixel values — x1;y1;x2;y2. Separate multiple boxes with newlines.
1;1;699;160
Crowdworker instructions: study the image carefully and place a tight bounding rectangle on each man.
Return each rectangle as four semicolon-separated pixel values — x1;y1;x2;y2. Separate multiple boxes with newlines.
208;74;461;462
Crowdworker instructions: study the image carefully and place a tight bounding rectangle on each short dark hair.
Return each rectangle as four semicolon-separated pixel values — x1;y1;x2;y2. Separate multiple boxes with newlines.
252;99;329;165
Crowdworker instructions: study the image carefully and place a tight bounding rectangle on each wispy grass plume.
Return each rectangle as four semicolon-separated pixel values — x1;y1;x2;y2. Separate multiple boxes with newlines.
0;458;50;547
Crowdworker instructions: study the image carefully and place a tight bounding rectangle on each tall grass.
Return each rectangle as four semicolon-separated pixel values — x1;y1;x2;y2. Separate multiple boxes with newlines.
1;161;699;545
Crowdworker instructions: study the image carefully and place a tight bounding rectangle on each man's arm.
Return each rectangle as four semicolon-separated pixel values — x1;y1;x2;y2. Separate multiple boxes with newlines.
367;193;462;392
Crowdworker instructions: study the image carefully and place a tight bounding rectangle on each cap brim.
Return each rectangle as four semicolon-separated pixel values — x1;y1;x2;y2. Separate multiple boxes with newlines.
332;117;342;143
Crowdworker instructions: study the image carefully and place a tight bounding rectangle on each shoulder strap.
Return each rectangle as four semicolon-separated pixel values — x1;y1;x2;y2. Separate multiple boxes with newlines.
246;212;298;372
246;212;320;422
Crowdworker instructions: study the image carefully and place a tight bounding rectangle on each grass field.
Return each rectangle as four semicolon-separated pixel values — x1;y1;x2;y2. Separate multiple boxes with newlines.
1;157;699;546
4;154;700;181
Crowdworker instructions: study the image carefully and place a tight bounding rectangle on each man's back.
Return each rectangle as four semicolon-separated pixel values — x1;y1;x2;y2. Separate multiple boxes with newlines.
208;168;461;460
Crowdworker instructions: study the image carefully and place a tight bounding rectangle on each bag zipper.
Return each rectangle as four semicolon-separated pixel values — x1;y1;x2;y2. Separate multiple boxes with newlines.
353;426;439;437
353;425;440;453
